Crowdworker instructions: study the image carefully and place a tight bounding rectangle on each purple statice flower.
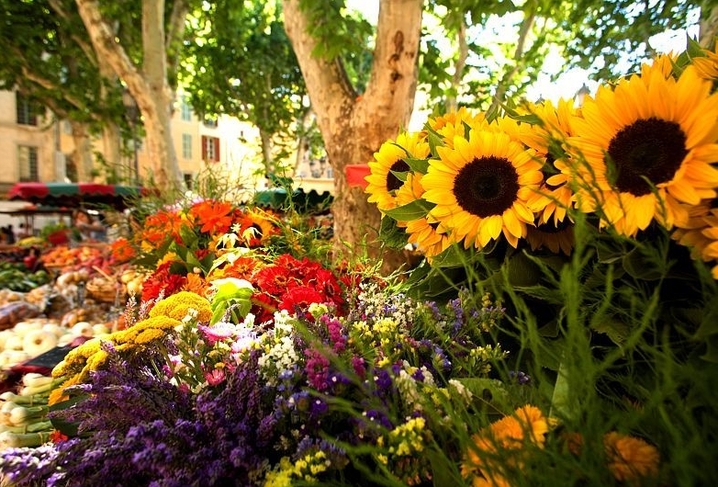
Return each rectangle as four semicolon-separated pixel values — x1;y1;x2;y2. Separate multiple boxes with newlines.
352;407;394;443
373;367;395;394
447;295;465;333
509;370;532;385
305;348;331;391
320;314;348;353
426;300;443;320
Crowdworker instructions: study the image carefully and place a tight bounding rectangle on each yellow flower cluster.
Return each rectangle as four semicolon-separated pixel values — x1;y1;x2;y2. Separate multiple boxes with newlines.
365;47;718;277
149;291;212;322
48;293;195;404
374;417;432;485
264;451;331;486
462;405;660;486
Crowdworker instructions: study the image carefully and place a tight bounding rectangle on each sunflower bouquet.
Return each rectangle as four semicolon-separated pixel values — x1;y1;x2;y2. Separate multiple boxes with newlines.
364;41;718;486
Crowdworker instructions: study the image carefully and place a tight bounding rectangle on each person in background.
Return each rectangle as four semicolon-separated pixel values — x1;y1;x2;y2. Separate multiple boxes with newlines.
5;225;15;244
73;209;107;242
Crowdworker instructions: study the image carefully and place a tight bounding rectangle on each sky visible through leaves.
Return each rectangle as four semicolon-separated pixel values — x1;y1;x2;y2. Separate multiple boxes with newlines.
346;0;699;127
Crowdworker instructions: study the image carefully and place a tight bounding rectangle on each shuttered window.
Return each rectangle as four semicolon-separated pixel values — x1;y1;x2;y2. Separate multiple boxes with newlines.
201;136;220;162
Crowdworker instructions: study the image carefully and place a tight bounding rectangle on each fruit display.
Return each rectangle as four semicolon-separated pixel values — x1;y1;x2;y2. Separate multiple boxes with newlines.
0;302;42;331
39;245;112;275
0;262;51;292
0;317;111;369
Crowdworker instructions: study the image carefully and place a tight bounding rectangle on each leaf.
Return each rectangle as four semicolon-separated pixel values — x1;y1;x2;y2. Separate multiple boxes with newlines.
378;216;410;250
700;335;718;363
505;252;541;287
48;394;88;438
622;248;664;280
427;448;462;487
591;318;631;345
550;358;571;420
456;378;511;412
389;169;408;183
209;278;254;324
428;244;475;269
405;157;429;174
383;199;436;222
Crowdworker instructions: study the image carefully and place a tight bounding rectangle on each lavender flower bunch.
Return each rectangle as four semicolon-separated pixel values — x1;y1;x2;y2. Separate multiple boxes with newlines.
1;347;287;486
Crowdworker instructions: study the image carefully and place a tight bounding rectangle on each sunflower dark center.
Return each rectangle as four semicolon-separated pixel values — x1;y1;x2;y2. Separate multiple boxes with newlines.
606;117;687;196
453;156;519;217
387;160;410;192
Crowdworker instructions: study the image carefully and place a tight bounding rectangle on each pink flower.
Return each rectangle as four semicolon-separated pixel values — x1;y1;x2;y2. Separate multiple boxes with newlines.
198;323;236;345
204;368;226;386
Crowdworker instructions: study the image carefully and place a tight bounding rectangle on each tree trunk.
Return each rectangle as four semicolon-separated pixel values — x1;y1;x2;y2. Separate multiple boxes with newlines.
700;3;718;48
74;0;183;191
259;127;275;177
69;121;94;182
282;0;423;273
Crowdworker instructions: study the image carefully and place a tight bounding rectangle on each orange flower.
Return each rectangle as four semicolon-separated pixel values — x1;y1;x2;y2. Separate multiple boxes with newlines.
604;432;660;483
189;200;234;235
462;405;549;485
110;237;135;263
183;272;210;297
140;210;189;245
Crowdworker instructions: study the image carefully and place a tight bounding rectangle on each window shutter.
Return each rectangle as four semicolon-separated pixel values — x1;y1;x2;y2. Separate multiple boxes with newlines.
201;136;207;160
214;137;220;161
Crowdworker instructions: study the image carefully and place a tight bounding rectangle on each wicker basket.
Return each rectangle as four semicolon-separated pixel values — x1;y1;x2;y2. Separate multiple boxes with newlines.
86;278;126;304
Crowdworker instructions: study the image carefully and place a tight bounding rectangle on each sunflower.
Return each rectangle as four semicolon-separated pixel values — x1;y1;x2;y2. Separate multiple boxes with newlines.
501;104;577;227
525;221;575;256
640;52;679;80
365;131;431;212
422;128;545;249
691;43;718;81
672;201;718;278
566;65;718;237
428;107;487;149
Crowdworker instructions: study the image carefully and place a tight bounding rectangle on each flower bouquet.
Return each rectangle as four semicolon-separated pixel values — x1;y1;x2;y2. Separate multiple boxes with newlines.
1;43;718;487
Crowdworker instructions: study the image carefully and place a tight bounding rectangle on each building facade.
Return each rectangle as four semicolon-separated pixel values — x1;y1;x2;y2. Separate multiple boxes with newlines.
0;89;268;198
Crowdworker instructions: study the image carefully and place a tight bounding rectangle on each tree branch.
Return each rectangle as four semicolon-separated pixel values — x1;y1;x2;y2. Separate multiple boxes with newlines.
48;0;99;67
489;0;537;113
74;0;148;100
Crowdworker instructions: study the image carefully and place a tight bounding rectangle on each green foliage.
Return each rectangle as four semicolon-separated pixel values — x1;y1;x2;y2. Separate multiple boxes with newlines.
556;0;700;80
182;0;308;173
208;277;254;325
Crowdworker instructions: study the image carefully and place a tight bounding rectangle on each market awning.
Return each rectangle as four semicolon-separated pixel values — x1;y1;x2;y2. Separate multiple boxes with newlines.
254;187;333;213
7;183;148;210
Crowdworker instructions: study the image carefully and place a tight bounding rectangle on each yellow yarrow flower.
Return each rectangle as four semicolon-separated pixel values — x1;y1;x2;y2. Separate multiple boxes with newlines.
133;328;167;345
149;291;212;322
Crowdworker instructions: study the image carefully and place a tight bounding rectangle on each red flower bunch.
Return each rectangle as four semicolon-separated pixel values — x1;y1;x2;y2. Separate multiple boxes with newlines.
251;254;346;323
141;262;187;302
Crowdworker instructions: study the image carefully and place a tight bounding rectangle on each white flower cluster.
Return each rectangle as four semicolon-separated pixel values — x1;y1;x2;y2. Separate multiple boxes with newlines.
257;310;300;384
395;362;435;411
354;282;418;330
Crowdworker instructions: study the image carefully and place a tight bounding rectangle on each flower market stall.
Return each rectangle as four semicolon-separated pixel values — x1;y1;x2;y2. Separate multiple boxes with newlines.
7;183;149;211
0;47;717;487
